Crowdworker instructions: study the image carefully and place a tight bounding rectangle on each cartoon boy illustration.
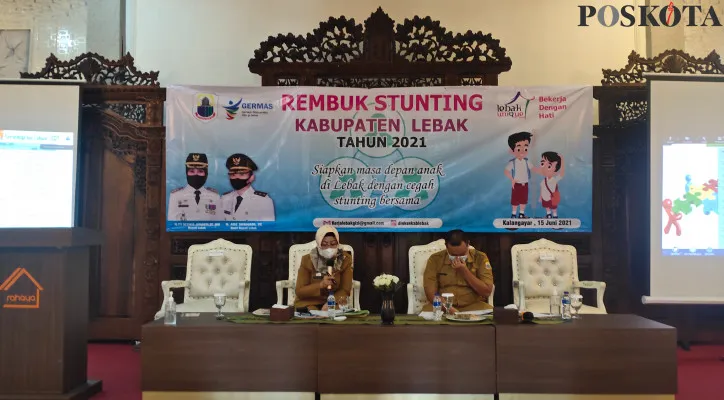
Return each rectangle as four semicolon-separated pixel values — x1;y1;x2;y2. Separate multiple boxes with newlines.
537;151;565;218
504;131;536;218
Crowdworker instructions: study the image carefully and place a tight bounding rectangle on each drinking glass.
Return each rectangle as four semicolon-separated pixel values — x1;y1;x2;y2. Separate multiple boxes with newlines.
213;293;227;320
338;296;349;313
570;294;583;319
442;293;454;315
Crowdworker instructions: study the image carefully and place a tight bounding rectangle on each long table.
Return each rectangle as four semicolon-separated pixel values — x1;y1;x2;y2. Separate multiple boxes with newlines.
141;314;676;400
318;324;496;395
142;316;318;395
496;314;677;400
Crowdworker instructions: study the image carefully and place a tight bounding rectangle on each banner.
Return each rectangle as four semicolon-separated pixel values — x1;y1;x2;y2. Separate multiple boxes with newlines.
165;85;592;232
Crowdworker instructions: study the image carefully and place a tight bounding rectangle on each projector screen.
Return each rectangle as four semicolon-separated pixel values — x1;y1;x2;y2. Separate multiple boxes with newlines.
0;81;82;228
646;73;724;304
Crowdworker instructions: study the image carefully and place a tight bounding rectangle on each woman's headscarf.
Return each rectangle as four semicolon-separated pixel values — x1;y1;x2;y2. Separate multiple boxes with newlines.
315;225;339;248
310;225;343;272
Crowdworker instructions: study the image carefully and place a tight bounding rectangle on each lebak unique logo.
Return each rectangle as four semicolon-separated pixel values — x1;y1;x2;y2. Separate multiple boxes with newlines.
0;267;43;309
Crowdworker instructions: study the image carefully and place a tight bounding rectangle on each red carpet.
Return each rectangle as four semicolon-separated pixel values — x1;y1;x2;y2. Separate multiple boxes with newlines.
88;343;724;399
676;345;724;400
88;343;140;400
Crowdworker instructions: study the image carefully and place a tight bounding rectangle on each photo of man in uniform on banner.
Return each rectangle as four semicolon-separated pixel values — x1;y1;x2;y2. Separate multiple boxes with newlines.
221;153;276;221
167;153;221;221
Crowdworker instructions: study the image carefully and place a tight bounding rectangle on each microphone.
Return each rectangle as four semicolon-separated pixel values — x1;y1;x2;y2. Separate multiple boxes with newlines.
326;259;334;290
521;311;534;323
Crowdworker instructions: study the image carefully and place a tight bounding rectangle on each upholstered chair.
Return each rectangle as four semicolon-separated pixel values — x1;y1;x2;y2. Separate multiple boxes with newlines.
406;239;495;314
154;238;252;319
511;238;606;314
276;241;360;310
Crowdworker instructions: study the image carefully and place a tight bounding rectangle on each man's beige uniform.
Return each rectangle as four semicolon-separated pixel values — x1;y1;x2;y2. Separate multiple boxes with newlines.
422;248;493;311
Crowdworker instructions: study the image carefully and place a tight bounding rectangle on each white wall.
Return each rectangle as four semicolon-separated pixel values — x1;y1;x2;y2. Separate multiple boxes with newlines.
0;0;121;77
0;0;88;75
682;0;724;59
128;0;647;87
3;0;721;85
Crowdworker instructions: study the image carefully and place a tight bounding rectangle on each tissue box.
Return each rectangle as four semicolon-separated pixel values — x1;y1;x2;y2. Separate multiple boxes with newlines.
493;307;519;325
270;305;294;321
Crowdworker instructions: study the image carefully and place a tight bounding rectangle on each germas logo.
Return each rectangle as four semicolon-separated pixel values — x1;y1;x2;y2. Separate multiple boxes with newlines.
223;99;242;120
497;92;534;119
223;98;275;120
578;2;722;27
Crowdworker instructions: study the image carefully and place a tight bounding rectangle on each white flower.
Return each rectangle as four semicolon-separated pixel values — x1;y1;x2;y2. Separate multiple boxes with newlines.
374;274;400;290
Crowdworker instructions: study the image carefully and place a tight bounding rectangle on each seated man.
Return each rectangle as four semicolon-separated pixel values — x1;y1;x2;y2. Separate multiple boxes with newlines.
422;229;494;312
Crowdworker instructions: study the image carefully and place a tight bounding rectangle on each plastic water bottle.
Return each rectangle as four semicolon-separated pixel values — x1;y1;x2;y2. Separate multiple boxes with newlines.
164;293;177;326
550;288;561;316
327;291;336;319
432;293;443;321
562;291;572;320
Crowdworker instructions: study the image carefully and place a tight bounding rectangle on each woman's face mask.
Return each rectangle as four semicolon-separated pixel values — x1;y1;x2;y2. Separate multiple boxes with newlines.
318;247;338;259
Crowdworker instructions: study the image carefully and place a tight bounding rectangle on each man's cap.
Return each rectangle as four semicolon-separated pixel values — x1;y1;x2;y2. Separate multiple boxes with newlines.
226;153;258;172
185;153;208;168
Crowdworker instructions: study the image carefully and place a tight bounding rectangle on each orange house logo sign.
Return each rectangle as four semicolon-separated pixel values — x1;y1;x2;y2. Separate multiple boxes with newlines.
0;267;43;309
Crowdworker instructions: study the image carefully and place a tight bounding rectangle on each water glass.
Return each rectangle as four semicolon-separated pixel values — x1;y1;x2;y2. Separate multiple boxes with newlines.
213;293;227;320
338;296;349;313
570;294;583;319
441;293;454;315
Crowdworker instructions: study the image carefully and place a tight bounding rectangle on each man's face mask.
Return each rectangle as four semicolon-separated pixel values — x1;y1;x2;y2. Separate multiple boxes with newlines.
230;178;249;190
229;171;252;191
447;243;469;262
186;168;207;189
449;254;468;262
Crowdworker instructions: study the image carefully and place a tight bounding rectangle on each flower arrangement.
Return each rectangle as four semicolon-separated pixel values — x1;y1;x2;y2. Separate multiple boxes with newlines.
373;273;403;293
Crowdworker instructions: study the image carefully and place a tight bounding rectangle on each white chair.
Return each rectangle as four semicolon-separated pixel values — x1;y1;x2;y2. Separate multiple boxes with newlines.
276;241;361;310
154;238;252;319
407;239;495;314
511;238;607;314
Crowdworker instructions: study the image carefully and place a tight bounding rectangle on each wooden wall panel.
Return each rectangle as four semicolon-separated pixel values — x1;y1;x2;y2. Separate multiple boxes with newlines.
80;110;105;329
82;110;142;338
21;53;163;340
87;113;158;339
99;150;136;316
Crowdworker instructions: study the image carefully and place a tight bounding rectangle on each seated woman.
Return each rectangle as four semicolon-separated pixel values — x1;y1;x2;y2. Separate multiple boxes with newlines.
294;225;353;310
